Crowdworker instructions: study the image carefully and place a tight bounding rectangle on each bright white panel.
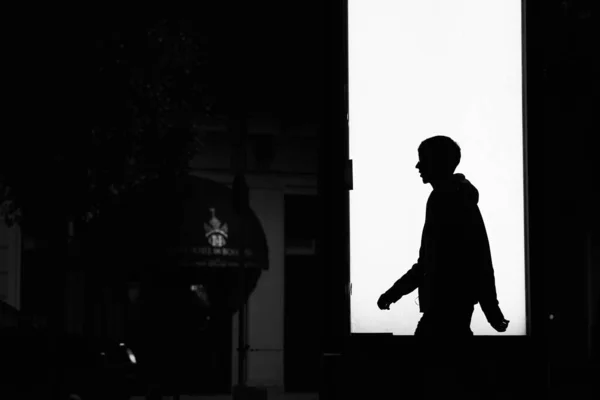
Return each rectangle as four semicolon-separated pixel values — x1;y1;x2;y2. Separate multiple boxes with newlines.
348;0;526;335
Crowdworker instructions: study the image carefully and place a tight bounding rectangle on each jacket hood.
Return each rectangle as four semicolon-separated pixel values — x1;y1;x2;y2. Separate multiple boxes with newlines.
435;173;480;205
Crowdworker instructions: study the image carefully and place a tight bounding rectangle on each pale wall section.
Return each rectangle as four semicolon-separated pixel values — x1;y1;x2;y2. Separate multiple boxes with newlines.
191;170;287;389
231;183;285;388
0;221;21;309
190;118;317;390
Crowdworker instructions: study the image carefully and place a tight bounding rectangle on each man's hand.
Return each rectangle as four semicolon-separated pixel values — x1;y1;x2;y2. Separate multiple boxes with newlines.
377;292;396;310
483;304;510;332
490;317;510;332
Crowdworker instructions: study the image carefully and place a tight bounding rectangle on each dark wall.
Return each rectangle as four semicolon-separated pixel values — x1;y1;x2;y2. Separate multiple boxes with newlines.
527;0;596;366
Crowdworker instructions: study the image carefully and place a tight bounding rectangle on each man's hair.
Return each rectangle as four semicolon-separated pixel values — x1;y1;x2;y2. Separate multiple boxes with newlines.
418;135;461;173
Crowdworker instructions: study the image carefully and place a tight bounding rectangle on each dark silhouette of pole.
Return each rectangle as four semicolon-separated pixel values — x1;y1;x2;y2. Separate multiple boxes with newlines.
232;68;250;389
230;7;254;394
234;156;250;389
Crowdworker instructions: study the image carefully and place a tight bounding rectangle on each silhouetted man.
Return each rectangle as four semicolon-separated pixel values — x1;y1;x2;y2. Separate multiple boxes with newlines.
377;136;509;336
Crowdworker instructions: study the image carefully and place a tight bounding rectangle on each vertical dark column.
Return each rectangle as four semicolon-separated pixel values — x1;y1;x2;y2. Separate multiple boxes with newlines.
46;221;69;400
230;4;250;392
319;3;350;399
523;0;546;341
525;0;595;394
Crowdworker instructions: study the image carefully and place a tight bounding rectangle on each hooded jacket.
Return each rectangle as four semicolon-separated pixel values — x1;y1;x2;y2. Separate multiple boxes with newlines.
386;173;501;321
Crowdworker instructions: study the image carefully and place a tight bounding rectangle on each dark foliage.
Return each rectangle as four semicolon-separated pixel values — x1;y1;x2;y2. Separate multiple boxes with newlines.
1;19;224;233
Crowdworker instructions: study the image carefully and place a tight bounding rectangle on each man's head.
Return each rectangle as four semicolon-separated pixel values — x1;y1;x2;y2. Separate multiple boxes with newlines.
416;135;461;184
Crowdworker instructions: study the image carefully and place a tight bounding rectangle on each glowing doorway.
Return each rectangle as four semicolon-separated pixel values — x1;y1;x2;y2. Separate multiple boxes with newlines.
348;0;527;335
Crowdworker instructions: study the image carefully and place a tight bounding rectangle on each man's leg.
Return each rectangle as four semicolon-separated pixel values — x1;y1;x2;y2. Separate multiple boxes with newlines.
414;312;430;337
415;307;477;398
414;313;456;398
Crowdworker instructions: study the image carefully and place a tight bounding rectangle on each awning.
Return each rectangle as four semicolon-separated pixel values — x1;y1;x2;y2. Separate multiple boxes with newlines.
163;175;269;271
101;174;270;314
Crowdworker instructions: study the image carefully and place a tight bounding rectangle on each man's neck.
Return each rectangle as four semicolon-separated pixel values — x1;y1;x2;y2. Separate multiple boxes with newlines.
430;174;455;191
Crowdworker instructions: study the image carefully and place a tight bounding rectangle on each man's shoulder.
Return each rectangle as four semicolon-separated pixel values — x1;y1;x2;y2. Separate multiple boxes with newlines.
429;190;476;211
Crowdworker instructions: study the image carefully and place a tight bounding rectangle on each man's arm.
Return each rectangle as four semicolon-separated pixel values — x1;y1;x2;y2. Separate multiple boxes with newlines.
385;223;428;303
384;199;434;304
385;262;423;303
468;205;504;322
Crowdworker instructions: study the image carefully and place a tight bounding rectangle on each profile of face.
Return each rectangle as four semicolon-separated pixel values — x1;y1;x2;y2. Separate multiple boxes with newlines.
416;149;451;184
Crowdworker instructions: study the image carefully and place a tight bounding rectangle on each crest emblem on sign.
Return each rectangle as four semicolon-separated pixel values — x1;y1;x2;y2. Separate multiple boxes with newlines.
204;208;229;248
